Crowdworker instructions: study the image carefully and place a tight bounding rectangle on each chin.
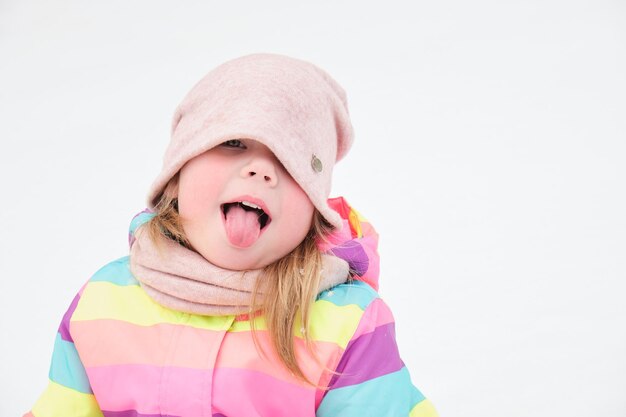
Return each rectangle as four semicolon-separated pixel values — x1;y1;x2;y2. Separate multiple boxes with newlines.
204;250;269;271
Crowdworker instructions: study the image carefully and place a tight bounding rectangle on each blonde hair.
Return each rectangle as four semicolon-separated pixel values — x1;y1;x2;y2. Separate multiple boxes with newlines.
145;172;342;387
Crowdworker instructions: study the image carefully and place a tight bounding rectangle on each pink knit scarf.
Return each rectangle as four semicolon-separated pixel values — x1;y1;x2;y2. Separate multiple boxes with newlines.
129;224;350;316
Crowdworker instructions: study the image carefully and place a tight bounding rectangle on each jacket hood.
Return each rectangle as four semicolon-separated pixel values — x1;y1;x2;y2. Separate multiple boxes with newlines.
318;197;380;291
128;196;380;291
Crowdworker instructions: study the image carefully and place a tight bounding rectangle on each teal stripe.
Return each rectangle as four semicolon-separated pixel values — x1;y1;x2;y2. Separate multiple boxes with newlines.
90;256;138;286
49;332;93;394
317;280;378;310
410;385;429;411
129;211;156;235
317;367;425;417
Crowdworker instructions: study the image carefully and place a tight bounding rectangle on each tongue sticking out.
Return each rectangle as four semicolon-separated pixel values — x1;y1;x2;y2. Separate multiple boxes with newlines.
224;205;262;247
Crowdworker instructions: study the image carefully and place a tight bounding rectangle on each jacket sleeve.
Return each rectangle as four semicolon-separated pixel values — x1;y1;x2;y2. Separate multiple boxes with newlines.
24;289;103;417
316;296;439;417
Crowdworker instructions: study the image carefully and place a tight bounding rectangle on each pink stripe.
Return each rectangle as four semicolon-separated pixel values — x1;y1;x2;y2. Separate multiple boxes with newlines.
73;319;344;381
102;411;173;417
351;297;394;340
212;367;314;417
72;319;224;368
87;364;209;416
217;330;342;383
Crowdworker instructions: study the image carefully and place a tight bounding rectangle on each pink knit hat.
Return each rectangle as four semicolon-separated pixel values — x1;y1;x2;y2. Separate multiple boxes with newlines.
146;52;354;229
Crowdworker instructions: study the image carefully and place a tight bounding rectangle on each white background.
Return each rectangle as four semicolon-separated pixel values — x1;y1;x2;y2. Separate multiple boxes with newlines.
1;0;625;416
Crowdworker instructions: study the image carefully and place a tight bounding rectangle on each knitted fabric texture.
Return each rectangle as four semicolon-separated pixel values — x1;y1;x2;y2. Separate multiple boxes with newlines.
128;208;350;316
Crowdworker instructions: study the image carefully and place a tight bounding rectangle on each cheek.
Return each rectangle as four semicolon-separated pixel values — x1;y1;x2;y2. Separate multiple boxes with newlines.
178;156;229;217
281;181;315;233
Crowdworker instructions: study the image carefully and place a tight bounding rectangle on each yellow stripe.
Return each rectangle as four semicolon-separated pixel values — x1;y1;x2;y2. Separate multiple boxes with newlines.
348;209;363;237
32;380;103;417
72;281;234;330
229;316;267;332
409;399;439;417
306;299;364;348
230;299;363;349
73;282;364;348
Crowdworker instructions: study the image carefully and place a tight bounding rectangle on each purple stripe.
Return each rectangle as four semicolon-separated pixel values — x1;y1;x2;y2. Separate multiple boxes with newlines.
329;322;404;389
103;411;180;417
330;241;369;276
102;409;227;417
57;291;82;342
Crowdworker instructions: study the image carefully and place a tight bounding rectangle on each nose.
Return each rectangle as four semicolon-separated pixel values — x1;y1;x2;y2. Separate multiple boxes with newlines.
240;155;278;187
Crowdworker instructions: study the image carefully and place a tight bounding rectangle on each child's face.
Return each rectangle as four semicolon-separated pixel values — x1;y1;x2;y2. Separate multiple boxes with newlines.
176;138;315;270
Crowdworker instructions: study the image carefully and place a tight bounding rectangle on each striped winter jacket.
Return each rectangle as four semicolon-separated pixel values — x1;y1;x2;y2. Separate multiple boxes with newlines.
25;197;438;417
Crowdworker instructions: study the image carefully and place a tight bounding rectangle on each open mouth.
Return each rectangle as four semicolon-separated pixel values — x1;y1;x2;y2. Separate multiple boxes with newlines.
221;201;272;230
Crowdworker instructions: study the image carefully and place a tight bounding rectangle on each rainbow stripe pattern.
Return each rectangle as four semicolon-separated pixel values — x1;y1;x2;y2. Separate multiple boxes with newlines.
25;197;438;417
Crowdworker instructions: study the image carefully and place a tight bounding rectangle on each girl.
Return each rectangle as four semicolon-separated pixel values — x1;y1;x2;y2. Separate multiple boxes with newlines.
25;53;438;417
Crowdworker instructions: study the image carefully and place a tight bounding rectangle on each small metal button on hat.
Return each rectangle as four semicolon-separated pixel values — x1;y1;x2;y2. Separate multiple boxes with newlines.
311;154;323;172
